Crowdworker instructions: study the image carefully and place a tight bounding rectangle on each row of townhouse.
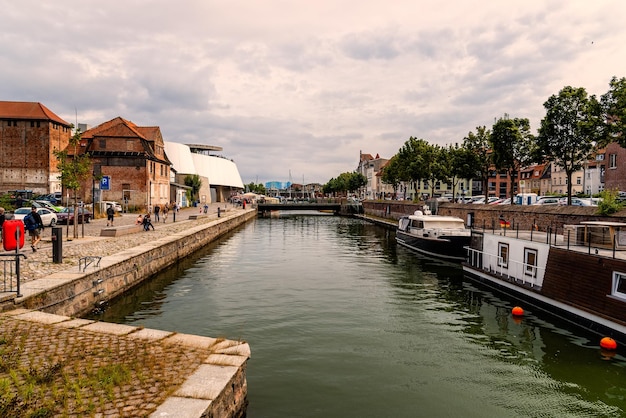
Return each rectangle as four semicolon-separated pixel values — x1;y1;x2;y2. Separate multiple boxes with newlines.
0;101;244;209
357;146;626;201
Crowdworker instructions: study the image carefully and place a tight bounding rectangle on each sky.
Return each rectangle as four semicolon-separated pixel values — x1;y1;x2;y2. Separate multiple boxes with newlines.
1;1;625;186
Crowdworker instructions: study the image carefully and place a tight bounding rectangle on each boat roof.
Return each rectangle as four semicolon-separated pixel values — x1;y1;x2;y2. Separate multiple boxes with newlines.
404;214;464;222
579;221;626;227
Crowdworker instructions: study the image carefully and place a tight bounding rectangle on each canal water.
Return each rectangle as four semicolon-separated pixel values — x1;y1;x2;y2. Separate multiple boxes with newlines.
91;214;626;417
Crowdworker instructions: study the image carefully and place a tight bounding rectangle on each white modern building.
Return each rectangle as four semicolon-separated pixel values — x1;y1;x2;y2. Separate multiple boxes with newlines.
164;142;244;206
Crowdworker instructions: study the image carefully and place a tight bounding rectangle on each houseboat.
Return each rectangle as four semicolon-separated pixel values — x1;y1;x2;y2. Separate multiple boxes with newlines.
463;221;626;345
396;208;471;262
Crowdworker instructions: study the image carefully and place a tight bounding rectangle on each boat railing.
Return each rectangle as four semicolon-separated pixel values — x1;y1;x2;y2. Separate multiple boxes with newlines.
466;247;544;288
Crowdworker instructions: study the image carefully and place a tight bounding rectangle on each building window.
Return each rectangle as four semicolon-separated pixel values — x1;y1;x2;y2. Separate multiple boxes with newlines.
524;248;537;278
126;140;133;151
612;271;626;301
99;139;106;149
576;177;581;185
609;154;617;169
498;243;509;268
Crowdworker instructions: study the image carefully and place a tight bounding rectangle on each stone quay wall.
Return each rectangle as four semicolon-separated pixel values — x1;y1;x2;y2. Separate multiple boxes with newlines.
17;210;257;318
362;200;626;232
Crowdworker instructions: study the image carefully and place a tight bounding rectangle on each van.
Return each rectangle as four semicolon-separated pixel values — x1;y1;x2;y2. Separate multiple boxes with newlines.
515;193;538;205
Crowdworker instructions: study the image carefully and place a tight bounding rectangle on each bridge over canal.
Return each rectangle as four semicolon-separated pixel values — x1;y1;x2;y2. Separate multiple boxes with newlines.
257;202;343;214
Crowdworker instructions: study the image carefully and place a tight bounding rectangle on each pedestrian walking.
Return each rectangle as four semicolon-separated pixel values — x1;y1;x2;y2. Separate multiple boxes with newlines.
154;204;160;222
162;204;169;222
24;206;43;252
106;205;115;226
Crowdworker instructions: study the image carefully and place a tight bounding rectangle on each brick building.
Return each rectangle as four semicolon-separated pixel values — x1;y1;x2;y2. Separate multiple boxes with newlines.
604;142;626;192
0;101;72;195
77;117;171;209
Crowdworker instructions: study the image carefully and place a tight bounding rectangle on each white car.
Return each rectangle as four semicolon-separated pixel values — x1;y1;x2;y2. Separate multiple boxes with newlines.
101;201;123;213
13;207;58;227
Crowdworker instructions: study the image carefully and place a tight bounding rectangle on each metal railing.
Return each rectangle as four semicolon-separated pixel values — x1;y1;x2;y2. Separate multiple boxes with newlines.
0;253;26;297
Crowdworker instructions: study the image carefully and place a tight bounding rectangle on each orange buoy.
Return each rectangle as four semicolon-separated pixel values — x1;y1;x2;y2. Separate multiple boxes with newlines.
600;337;617;350
511;306;524;316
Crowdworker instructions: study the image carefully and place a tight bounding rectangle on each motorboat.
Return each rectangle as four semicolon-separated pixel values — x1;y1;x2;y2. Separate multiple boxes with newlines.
396;208;471;262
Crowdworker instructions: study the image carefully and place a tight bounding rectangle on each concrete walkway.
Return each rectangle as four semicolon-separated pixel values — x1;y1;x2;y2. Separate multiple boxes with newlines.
1;202;238;285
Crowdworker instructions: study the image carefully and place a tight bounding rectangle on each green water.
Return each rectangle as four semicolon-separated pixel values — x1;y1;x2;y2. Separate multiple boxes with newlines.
92;215;626;417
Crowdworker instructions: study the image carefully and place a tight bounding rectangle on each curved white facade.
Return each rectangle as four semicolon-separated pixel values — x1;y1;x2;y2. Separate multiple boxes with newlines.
164;141;244;188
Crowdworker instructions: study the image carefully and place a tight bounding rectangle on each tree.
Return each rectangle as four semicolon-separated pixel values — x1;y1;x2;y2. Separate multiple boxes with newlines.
462;126;491;200
246;182;266;195
184;174;202;203
396;137;432;200
600;76;626;147
380;155;402;197
490;115;536;204
537;86;603;204
447;143;478;200
54;127;92;238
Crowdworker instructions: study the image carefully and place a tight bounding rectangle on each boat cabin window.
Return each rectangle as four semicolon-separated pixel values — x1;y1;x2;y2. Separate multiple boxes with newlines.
498;243;509;268
411;220;424;229
524;248;537;278
611;272;626;301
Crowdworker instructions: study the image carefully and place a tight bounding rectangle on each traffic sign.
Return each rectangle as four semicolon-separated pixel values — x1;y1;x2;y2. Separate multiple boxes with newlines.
100;175;111;190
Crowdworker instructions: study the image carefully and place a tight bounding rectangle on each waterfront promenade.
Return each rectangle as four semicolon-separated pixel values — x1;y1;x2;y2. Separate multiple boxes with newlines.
0;202;252;417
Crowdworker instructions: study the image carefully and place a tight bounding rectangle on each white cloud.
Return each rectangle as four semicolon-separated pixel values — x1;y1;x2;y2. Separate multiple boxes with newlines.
1;0;625;184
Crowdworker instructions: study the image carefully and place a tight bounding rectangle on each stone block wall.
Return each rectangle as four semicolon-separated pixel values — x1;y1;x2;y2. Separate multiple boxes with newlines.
362;200;626;233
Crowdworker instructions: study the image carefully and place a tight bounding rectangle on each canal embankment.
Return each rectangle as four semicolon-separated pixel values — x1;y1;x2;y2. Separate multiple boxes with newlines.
0;204;255;417
362;200;626;230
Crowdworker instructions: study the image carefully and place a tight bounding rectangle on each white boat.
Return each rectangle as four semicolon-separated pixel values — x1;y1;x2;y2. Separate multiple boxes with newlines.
396;208;471;262
463;221;626;344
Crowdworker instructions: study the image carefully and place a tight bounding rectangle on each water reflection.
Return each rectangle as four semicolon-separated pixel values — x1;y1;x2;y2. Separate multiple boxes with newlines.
90;215;626;417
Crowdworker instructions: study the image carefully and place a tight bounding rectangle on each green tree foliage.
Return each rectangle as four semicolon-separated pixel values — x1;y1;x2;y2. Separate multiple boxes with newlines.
184;174;202;202
54;128;92;237
537;86;603;204
462;126;491;200
596;189;624;216
490;115;536;203
446;143;477;199
246;182;266;194
380;155;402;195
322;172;366;196
600;76;626;147
396;137;432;195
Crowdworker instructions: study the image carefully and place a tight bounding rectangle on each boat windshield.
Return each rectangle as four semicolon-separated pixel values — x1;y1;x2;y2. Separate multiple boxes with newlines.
422;220;465;229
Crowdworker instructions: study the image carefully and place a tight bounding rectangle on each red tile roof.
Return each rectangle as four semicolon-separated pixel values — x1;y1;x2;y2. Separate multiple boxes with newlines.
0;101;70;126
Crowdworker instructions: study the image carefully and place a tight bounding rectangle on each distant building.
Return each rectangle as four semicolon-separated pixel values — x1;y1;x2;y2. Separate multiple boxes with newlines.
164;142;244;206
356;151;388;199
0;101;72;195
604;142;626;192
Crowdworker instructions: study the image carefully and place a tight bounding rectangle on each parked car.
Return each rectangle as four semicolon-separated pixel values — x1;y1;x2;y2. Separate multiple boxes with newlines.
56;207;92;224
532;197;560;206
558;197;590;206
34;200;64;212
101;201;123;213
13;207;58;227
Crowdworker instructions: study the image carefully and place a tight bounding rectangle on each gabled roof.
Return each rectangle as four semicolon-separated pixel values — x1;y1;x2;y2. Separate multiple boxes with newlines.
0;101;70;126
81;117;145;140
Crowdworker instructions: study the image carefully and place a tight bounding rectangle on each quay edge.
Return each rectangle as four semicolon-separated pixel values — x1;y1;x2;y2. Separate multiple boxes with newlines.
4;208;257;317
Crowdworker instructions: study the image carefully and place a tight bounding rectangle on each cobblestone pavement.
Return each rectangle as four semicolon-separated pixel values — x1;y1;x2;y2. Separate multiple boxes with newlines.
1;203;241;284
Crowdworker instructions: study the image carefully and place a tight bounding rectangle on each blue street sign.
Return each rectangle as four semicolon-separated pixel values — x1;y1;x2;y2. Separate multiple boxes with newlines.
100;175;111;191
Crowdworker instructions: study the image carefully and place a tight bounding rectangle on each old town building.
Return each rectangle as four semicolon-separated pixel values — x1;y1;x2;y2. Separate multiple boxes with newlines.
0;101;72;195
77;117;171;210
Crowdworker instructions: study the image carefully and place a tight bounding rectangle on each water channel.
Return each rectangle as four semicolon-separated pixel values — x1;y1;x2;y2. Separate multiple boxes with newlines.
90;214;626;417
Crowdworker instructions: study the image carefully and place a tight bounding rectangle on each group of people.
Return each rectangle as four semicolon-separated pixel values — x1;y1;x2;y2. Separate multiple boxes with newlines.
136;201;179;231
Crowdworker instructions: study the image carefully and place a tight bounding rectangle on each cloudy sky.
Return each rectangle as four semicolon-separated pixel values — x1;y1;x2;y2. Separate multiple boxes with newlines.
2;1;625;185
